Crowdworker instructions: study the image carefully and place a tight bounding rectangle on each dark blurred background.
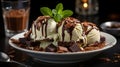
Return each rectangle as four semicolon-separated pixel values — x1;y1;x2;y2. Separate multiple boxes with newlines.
0;0;120;36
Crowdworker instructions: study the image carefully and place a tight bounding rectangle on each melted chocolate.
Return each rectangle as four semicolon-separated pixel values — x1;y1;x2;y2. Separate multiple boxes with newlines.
45;20;48;38
60;17;80;41
32;16;50;39
41;22;44;36
82;22;99;35
34;23;37;38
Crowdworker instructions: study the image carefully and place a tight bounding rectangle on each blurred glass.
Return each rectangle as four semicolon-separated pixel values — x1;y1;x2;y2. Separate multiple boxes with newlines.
75;0;99;16
1;0;30;37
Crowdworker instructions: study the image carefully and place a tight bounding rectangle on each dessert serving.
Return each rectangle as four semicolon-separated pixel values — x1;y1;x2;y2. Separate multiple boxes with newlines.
11;3;106;53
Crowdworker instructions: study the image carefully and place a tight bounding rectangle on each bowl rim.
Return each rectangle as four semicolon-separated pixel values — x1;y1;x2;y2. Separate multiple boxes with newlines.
100;21;120;30
9;32;117;55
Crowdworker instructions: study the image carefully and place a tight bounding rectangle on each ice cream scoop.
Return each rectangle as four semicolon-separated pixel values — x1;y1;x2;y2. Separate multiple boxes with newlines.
30;16;58;41
82;22;100;45
30;16;58;48
57;17;87;47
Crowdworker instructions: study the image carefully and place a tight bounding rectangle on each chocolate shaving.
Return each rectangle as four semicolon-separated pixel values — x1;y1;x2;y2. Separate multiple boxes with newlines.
24;29;32;38
45;44;57;52
68;42;81;52
19;38;27;45
11;38;20;44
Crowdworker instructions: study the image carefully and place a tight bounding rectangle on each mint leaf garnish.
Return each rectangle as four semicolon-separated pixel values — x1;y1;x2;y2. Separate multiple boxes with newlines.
52;9;57;15
52;9;63;22
53;14;62;22
55;3;63;15
40;7;53;17
40;3;73;22
62;10;73;18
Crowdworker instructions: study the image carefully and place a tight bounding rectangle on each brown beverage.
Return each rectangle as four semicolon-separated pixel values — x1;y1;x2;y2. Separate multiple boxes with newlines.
1;0;30;37
3;9;29;32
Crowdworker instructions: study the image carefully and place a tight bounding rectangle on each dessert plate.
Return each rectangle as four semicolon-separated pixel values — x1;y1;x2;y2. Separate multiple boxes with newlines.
9;32;117;63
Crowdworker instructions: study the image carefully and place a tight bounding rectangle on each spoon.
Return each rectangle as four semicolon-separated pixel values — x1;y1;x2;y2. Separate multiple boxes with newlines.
0;52;29;67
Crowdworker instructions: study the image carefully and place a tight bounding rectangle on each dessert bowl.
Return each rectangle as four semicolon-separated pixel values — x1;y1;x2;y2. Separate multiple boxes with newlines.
100;21;120;36
9;32;117;63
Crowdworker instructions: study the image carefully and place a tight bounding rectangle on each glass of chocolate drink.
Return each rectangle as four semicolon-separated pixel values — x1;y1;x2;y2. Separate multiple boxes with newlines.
1;0;30;37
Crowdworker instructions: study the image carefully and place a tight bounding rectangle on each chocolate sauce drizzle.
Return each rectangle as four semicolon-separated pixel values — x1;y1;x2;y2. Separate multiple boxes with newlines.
32;16;50;39
41;22;44;36
85;24;99;35
34;22;37;38
60;17;80;41
82;22;99;35
41;18;49;38
45;20;48;38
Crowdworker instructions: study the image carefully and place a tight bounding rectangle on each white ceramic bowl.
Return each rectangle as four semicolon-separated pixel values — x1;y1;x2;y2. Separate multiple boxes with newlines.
9;32;117;63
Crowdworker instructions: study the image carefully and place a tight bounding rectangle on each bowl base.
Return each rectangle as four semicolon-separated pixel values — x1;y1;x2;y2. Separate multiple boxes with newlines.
33;58;82;64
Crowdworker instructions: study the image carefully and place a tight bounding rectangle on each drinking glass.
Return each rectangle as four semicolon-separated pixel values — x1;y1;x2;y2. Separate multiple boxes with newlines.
1;0;30;37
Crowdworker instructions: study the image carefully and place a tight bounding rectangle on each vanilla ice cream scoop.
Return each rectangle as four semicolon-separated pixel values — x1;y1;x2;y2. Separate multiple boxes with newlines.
57;17;87;46
30;16;58;41
82;22;100;45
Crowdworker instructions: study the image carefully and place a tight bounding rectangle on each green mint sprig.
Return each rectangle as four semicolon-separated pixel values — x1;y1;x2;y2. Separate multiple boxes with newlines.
40;3;73;22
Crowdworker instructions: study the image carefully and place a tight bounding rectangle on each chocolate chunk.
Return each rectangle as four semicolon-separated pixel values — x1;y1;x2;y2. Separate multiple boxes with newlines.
11;38;20;44
19;38;27;44
100;36;106;42
58;41;70;47
31;41;40;46
41;38;54;42
25;41;31;46
68;42;81;52
45;44;57;52
24;29;32;39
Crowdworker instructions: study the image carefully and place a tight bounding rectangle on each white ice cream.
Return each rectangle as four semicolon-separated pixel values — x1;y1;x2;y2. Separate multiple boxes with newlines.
82;22;100;45
30;16;58;41
30;16;101;48
58;17;87;47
